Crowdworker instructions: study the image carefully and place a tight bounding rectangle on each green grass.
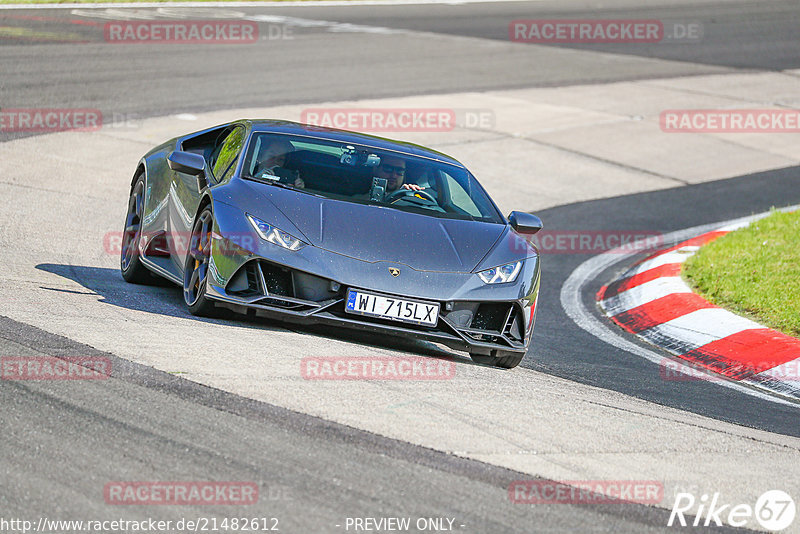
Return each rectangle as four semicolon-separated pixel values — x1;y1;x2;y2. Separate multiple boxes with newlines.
0;0;355;3
682;209;800;337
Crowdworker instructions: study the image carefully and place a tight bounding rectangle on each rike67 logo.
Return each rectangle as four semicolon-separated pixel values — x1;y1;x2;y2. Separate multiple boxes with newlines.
669;490;796;531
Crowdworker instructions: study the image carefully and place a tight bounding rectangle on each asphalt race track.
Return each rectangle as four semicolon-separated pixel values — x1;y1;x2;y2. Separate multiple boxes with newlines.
3;0;799;133
1;0;800;532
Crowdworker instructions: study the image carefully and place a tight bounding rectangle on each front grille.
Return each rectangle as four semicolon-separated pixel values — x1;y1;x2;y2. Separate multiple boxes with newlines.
226;260;341;308
225;264;527;350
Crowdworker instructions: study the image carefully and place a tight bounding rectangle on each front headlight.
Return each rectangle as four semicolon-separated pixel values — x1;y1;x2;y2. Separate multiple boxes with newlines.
247;214;307;251
477;261;523;284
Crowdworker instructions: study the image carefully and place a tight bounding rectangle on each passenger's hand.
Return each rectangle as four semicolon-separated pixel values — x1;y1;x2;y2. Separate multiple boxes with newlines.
401;183;423;191
294;177;305;188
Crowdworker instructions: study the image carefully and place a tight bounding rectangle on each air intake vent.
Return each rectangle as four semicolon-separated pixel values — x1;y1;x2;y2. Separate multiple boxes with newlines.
260;262;293;296
503;307;525;342
226;262;262;297
472;303;510;332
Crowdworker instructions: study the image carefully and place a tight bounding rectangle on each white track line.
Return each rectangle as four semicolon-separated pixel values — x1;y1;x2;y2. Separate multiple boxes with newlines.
560;207;800;407
0;0;540;10
244;14;406;34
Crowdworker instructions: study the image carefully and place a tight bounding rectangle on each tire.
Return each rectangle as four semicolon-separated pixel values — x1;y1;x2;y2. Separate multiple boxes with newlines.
120;175;155;284
183;206;219;317
470;350;525;369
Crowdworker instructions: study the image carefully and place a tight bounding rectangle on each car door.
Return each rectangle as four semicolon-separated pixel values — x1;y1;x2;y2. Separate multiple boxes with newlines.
169;125;247;274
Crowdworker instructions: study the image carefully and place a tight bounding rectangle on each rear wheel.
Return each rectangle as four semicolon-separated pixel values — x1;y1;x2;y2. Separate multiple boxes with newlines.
470;350;525;369
120;176;154;284
183;206;219;317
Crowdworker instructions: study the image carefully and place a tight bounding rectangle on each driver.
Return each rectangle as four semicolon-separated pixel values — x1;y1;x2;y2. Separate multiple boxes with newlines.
253;138;305;188
374;155;423;193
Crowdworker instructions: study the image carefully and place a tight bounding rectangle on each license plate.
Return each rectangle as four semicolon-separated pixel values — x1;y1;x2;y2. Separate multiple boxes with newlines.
345;289;439;327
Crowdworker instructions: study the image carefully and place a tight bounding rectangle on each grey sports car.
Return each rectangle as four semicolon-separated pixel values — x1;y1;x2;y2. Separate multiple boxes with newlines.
120;120;542;368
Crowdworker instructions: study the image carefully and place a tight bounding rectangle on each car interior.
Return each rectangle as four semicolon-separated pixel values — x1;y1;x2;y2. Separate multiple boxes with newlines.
181;128;498;222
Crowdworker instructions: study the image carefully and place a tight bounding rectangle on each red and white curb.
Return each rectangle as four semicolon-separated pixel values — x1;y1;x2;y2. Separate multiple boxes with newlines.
597;220;800;401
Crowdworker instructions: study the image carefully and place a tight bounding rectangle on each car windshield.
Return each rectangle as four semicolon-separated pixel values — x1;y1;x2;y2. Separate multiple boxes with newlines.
242;132;503;224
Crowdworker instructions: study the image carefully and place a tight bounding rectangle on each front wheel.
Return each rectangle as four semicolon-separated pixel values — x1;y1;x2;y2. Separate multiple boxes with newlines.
470;350;525;369
183;206;219;317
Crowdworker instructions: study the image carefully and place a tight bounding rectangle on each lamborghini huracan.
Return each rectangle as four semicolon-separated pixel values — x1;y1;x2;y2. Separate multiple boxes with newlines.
120;120;542;368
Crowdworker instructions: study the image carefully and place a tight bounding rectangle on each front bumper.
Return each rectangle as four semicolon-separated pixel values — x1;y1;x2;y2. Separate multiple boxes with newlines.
205;201;540;355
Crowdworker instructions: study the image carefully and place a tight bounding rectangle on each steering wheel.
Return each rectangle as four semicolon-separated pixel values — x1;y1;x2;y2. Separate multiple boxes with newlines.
385;188;437;204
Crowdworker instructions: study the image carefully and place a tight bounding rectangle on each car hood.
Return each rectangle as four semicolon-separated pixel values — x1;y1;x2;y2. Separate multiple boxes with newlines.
244;183;506;272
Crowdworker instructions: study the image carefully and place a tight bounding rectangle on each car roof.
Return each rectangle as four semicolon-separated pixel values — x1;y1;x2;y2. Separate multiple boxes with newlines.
244;119;466;168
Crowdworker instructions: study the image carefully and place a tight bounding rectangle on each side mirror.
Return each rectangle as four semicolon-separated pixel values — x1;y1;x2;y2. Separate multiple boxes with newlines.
508;211;543;235
168;151;208;191
168;151;206;176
